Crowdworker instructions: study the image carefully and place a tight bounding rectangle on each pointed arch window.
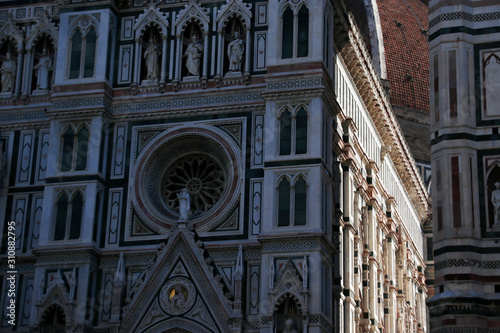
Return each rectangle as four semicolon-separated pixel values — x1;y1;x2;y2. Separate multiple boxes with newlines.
69;26;97;79
281;4;309;59
297;5;309;57
282;6;294;59
277;175;308;227
60;124;90;172
53;190;84;241
279;106;308;156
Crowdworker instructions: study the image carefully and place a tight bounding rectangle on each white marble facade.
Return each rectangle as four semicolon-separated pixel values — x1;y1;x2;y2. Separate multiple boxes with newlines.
0;1;429;332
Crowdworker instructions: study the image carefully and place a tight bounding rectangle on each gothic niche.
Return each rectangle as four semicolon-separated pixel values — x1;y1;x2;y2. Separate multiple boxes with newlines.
32;37;54;93
0;41;17;95
182;22;203;80
275;295;302;333
40;305;66;333
224;17;244;76
141;27;161;84
487;164;500;228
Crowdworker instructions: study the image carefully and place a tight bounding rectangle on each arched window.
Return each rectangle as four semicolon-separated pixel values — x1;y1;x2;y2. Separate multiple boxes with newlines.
278;177;291;226
69;191;83;239
282;6;293;59
278;175;307;227
294;176;307;225
54;192;68;241
84;27;97;78
297;5;309;57
69;29;82;79
76;126;89;171
281;4;309;59
280;109;292;155
61;127;75;172
69;25;97;79
295;107;308;154
60;124;89;172
53;190;84;241
278;106;308;156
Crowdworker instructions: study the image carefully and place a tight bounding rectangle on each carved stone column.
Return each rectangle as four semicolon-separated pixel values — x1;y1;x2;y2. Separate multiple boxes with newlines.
201;31;209;87
132;38;141;87
160;35;167;89
21;48;32;98
15;47;24;96
244;28;250;84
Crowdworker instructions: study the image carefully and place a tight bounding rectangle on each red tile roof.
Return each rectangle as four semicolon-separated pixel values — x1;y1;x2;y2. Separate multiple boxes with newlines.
376;0;429;112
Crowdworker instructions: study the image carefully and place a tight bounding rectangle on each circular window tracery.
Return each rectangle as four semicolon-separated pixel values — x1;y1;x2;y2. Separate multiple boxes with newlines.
163;154;226;217
132;127;242;233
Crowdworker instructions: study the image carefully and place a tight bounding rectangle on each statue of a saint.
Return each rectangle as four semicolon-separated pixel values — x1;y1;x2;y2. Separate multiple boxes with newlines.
492;182;500;226
227;31;244;72
177;188;190;221
33;48;53;90
1;52;16;92
184;36;203;76
283;319;297;333
170;286;185;308
144;38;159;80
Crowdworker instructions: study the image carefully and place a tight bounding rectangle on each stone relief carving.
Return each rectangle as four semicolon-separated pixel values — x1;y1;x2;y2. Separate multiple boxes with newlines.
492;181;500;226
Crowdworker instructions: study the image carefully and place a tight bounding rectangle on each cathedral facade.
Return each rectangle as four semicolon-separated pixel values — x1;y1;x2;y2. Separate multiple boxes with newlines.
0;0;430;332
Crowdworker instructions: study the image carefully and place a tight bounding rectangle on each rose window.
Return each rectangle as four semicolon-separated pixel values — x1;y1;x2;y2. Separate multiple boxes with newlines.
163;155;226;216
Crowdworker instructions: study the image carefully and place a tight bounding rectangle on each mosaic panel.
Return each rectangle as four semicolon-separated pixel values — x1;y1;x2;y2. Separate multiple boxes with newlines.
111;124;127;178
107;189;123;245
17;131;34;184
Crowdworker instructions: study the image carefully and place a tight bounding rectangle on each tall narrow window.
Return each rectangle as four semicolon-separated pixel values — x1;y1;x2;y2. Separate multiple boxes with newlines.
61;127;75;172
297;5;309;57
76;126;89;171
433;54;439;121
449;50;457;117
282;7;293;59
69;192;83;239
278;178;291;226
294;176;307;225
84;28;97;78
451;156;461;228
280;109;292;155
70;29;82;79
54;193;68;241
295;107;308;154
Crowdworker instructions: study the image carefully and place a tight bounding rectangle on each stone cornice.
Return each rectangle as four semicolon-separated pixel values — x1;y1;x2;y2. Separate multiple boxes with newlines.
333;0;429;223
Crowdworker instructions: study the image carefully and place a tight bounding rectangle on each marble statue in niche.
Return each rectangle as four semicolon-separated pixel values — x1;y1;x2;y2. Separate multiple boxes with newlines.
33;47;53;91
491;181;500;226
177;188;190;221
1;52;16;92
144;38;160;81
227;31;244;72
283;319;298;333
184;35;203;77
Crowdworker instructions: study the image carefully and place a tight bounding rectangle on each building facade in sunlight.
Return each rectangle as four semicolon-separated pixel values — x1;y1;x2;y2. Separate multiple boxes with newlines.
0;0;429;332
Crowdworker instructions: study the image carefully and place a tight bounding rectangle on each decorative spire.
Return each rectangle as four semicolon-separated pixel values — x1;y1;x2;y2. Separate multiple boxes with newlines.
302;256;308;288
69;268;77;299
114;252;125;287
234;245;243;280
269;256;275;289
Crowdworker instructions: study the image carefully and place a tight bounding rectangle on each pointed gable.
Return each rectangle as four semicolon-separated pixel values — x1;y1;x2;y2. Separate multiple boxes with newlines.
134;3;169;38
25;11;59;51
120;229;233;333
0;17;24;52
216;0;252;30
175;0;210;34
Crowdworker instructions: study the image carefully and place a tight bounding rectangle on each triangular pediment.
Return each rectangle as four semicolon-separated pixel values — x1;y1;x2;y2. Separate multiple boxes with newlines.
135;3;169;37
0;18;23;52
25;11;59;50
120;229;233;333
175;0;210;33
216;0;252;30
